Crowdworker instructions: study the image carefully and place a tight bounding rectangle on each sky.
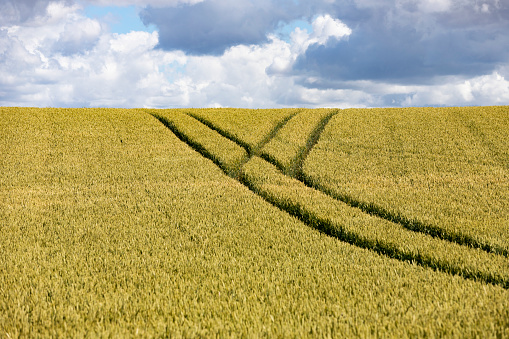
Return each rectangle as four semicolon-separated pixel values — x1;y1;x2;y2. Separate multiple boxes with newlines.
1;0;509;108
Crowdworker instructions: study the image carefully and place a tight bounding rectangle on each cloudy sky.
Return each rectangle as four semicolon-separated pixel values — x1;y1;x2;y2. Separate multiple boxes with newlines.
1;0;508;108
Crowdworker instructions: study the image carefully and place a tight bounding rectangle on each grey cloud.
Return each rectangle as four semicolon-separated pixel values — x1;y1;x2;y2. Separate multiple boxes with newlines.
294;0;509;85
140;0;509;85
140;0;321;55
0;0;71;24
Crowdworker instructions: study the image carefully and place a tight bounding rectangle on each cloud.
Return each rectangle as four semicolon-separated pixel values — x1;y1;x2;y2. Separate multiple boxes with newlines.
0;5;359;108
173;29;368;108
401;72;509;106
53;16;102;55
0;0;203;27
139;0;316;55
83;0;204;7
138;0;509;88
267;15;352;75
0;0;74;24
1;0;508;108
0;26;183;107
293;0;509;85
418;0;452;13
0;2;176;107
306;15;352;47
2;2;101;57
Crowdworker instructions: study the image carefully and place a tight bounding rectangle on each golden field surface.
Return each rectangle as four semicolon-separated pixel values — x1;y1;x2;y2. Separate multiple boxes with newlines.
0;106;508;337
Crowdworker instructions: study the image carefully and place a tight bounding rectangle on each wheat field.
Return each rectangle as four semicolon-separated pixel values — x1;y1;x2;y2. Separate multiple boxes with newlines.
1;106;508;337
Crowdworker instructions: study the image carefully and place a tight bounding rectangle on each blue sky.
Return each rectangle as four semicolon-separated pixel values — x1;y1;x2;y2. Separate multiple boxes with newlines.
1;0;508;108
84;5;156;34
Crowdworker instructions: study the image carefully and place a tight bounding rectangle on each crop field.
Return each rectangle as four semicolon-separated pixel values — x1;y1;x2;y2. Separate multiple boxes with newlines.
1;106;508;337
304;107;508;256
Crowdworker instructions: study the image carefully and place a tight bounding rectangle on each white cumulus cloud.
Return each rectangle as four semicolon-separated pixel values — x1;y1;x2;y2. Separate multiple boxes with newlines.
267;15;352;75
401;72;509;106
1;1;508;108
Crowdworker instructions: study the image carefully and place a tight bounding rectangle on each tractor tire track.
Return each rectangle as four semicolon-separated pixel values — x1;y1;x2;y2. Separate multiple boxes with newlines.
257;110;508;258
147;110;509;289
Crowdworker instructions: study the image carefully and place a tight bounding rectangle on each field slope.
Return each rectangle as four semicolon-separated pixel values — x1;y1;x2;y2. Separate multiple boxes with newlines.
1;106;508;337
304;107;509;255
